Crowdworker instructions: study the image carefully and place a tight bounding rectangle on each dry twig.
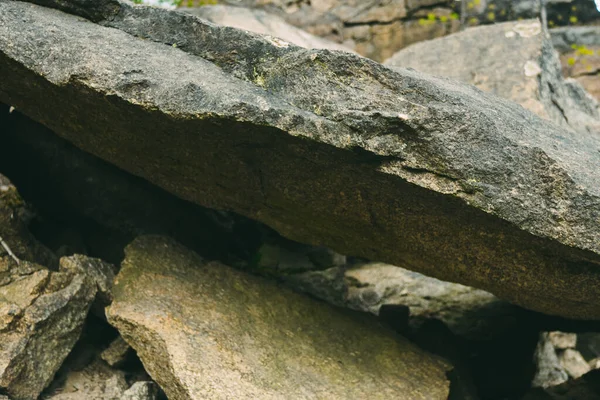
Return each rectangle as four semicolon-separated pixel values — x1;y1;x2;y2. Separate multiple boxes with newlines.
0;235;20;264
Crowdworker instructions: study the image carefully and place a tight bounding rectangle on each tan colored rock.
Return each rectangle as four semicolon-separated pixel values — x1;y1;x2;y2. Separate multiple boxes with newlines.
549;332;577;350
107;236;451;400
180;5;352;52
559;47;600;101
101;336;131;367
385;20;600;135
121;382;159;400
46;358;158;400
183;0;600;62
552;26;600;99
283;261;513;340
573;74;600;101
47;359;129;399
559;349;592;379
588;357;600;370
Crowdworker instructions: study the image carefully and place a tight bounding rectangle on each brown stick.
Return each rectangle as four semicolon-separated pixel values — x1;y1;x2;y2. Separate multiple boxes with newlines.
0;235;20;265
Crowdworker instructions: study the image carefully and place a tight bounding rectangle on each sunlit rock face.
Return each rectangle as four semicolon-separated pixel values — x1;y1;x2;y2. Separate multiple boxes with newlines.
385;20;600;135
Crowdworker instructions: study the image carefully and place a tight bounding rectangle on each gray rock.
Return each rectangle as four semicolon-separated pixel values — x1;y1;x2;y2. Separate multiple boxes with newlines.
193;0;461;61
106;235;452;400
283;261;516;340
532;332;570;388
254;236;346;275
101;336;131;367
385;20;600;135
551;26;600;53
0;261;98;399
2;1;600;319
121;382;159;400
44;358;158;400
181;0;599;61
60;255;115;307
523;369;600;400
45;359;129;399
0;175;98;399
180;5;352;52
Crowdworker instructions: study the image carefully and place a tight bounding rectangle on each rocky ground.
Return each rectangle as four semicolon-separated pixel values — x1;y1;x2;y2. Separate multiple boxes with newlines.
0;0;599;399
181;0;600;61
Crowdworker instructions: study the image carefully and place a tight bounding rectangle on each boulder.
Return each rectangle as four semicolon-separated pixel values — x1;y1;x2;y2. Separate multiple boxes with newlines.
180;5;352;52
0;176;98;399
101;336;132;367
551;26;600;101
106;235;451;399
532;332;570;388
60;255;115;309
2;0;600;319
121;382;160;400
189;0;462;61
180;0;600;61
523;369;600;400
385;20;600;135
270;259;516;341
559;348;591;379
45;358;158;400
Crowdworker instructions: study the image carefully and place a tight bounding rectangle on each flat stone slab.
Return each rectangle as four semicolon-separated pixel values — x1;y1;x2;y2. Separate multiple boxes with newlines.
0;1;600;318
106;235;451;400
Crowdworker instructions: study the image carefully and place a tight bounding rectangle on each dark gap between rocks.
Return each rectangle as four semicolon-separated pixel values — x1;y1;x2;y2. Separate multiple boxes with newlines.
0;102;268;268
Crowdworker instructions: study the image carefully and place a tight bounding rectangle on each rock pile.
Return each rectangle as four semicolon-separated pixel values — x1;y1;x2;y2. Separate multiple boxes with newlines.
1;0;600;319
0;0;599;399
180;0;600;61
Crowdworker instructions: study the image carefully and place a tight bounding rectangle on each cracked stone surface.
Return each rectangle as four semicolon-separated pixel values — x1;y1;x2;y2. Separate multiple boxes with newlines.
106;235;451;400
1;0;600;318
0;174;98;400
385;20;600;136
